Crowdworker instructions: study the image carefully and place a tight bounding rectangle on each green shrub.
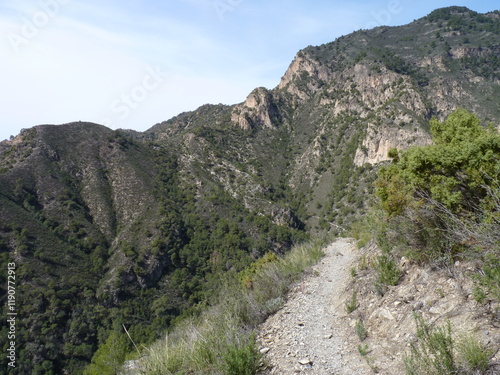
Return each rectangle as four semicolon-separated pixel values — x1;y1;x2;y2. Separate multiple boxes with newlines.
345;291;358;314
404;314;456;375
358;344;369;356
84;331;130;375
350;267;357;278
474;253;500;302
375;254;401;293
376;109;500;217
472;287;487;304
222;337;260;375
355;320;367;341
456;333;494;374
373;109;500;283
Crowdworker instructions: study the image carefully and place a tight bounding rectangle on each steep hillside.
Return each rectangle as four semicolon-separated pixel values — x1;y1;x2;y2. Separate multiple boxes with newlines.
149;6;500;234
0;6;499;374
0;123;306;374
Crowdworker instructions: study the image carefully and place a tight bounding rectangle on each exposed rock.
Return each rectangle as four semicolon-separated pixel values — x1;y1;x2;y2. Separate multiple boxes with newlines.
231;87;282;130
298;358;312;365
354;123;432;166
278;52;333;101
378;308;395;321
346;240;500;373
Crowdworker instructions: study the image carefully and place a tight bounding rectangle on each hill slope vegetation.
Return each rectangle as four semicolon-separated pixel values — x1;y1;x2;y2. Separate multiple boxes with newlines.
0;6;499;374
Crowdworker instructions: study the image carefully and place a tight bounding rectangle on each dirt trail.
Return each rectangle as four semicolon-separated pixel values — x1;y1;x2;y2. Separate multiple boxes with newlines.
257;237;371;374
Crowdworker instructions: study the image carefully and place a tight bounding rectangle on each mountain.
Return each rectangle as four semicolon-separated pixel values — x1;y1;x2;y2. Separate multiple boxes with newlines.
0;6;499;374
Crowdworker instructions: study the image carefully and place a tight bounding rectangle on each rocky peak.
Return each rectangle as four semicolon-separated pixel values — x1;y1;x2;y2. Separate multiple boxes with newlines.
231;87;281;130
278;51;333;100
2;7;499;373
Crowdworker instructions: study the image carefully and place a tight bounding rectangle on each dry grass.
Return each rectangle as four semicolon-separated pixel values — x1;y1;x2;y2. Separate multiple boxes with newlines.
137;238;328;374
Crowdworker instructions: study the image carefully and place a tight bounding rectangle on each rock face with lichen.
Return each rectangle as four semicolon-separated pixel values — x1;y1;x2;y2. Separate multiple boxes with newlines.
0;6;499;374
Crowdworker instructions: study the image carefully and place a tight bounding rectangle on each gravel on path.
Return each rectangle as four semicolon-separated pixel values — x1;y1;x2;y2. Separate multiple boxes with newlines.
257;238;371;374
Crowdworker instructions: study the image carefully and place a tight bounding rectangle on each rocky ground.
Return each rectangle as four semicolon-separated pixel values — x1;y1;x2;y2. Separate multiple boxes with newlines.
257;238;500;374
256;238;372;374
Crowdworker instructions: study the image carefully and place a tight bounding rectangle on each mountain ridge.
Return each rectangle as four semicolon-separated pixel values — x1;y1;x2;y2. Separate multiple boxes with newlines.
0;6;499;374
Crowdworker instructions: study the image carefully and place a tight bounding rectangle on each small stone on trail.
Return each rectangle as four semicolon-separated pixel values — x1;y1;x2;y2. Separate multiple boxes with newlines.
299;358;312;365
260;347;270;354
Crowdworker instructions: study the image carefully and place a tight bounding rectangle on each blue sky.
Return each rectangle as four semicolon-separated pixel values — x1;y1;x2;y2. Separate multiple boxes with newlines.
0;0;498;141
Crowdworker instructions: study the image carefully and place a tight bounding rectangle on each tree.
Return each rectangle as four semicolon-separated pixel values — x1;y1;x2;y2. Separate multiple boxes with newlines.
374;109;500;265
83;331;130;375
376;108;500;217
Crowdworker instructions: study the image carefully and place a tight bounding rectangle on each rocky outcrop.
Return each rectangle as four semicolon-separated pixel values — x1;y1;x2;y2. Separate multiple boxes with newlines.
450;45;500;60
354;124;432;166
278;52;333;101
231;87;282;130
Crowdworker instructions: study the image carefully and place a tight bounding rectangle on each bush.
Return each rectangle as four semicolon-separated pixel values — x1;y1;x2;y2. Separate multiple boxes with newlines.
404;314;456;375
138;238;327;374
355;320;367;341
222;337;260;375
375;254;401;294
404;314;494;375
345;291;358;314
456;333;494;374
374;109;500;270
474;253;500;303
84;331;130;375
376;109;500;217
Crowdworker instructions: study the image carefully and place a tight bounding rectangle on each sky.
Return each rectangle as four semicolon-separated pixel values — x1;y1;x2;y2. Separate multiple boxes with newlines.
0;0;498;141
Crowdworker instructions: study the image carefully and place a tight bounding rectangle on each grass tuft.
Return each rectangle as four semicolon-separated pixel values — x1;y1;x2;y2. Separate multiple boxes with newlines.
137;238;328;374
456;333;493;374
355;320;367;341
404;314;494;375
345;291;358;314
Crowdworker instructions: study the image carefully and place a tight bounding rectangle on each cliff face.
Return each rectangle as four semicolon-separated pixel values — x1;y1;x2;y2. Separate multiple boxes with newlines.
0;6;499;373
231;87;282;130
354;124;432;166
